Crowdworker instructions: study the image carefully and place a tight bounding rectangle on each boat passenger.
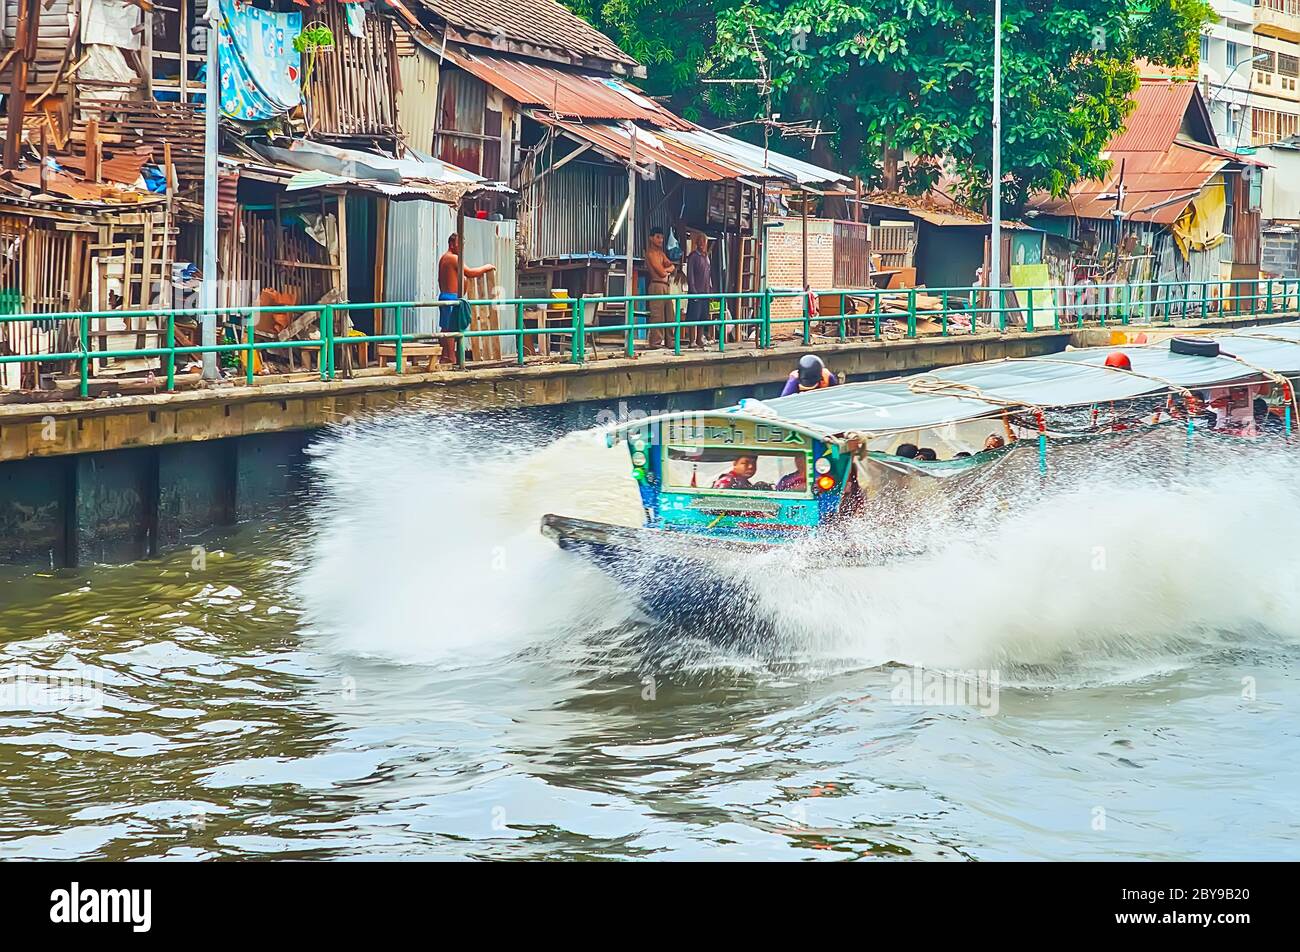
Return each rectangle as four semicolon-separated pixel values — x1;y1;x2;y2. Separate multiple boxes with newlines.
712;454;758;490
954;451;972;458
917;447;938;461
775;459;808;492
984;434;1006;451
780;354;839;396
895;443;919;459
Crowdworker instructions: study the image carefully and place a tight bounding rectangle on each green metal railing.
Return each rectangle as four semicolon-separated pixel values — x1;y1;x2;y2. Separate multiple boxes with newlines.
1;278;1297;398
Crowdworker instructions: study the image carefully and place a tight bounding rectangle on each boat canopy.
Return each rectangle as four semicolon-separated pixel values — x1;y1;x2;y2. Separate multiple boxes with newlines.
608;322;1300;443
749;322;1300;436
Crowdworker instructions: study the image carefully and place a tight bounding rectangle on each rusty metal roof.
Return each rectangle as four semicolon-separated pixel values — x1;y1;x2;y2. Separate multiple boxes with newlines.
412;0;638;70
537;118;744;180
536;117;847;184
444;49;687;127
1028;142;1228;224
1109;80;1213;153
1027;79;1246;224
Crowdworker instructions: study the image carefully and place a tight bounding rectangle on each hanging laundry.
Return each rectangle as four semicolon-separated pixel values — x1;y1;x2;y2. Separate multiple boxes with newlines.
344;4;367;40
217;0;304;121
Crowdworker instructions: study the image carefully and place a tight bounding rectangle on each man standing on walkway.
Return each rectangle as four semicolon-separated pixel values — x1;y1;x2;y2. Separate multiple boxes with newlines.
686;232;713;347
438;234;495;352
644;227;675;348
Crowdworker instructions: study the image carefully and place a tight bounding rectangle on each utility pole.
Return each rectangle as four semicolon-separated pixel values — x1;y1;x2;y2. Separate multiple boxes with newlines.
625;123;636;298
989;0;1003;305
201;0;220;380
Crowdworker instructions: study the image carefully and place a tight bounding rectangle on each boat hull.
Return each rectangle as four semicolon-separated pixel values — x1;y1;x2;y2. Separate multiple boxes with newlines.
540;514;776;633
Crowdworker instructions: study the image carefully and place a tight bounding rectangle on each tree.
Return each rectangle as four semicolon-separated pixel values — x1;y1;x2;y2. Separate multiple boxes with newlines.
567;0;726;118
568;0;1214;210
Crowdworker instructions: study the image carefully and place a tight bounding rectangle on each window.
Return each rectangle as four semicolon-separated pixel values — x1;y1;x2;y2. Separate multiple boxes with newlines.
662;447;812;496
1279;53;1299;77
1255;48;1276;72
1200;35;1210;63
1228;43;1240;68
1251;106;1300;145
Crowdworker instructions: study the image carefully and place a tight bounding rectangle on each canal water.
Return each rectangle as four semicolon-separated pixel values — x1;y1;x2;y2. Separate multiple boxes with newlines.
2;410;1299;860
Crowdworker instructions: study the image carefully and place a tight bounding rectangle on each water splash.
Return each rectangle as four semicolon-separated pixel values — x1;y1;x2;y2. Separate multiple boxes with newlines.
299;413;1300;683
297;412;643;665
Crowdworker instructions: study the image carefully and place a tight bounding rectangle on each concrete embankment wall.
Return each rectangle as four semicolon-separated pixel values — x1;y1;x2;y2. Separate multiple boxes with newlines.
1;315;1294;567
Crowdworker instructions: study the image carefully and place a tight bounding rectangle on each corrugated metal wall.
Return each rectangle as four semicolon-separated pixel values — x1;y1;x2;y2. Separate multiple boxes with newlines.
382;201;518;356
383;200;439;334
524;160;671;262
396;43;440;156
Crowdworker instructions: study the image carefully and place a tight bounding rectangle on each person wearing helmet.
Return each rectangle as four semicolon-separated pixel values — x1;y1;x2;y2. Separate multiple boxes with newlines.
780;354;839;396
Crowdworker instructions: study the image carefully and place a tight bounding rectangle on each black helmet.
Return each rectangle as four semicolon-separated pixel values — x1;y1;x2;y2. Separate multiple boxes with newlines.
797;354;825;388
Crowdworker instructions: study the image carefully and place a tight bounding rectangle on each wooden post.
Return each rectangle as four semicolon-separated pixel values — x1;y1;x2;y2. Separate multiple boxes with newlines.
86;119;101;183
38;123;47;193
180;0;190;104
3;0;42;170
455;202;466;357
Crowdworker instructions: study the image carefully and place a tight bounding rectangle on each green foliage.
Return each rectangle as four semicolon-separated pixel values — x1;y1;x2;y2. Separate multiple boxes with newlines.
565;0;1214;210
293;24;335;55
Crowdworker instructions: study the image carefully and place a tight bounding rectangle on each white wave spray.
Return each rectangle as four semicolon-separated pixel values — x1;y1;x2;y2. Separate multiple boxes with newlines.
298;413;1300;681
296;412;643;665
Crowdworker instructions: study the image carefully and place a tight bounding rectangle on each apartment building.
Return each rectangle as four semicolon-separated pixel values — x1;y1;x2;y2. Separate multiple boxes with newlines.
1198;0;1300;147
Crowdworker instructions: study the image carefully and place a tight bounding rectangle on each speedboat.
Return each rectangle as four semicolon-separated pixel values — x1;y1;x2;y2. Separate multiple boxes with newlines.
543;323;1300;625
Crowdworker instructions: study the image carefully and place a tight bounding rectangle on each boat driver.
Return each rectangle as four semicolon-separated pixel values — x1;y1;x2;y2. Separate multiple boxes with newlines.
712;454;758;490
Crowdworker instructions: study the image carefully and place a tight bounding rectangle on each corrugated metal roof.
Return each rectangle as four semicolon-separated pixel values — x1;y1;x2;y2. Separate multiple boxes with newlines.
444;49;685;127
1110;81;1200;152
1027;79;1250;224
1028;142;1227;224
410;0;638;69
538;117;849;185
656;126;850;185
538;118;742;181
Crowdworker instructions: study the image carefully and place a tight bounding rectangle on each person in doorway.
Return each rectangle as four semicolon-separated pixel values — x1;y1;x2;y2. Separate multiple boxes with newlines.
780;354;839;396
645;227;675;348
686;232;714;347
712;454;758;490
438;234;495;352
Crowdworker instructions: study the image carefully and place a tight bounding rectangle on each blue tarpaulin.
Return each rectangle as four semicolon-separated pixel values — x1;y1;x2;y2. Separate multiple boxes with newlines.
217;0;302;121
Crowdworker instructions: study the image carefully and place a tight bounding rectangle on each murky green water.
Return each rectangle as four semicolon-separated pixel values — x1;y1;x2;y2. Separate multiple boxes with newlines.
2;415;1299;860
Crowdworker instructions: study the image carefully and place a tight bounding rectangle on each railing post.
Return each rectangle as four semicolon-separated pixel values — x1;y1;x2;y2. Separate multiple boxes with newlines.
166;313;176;392
245;311;255;386
996;287;1005;333
941;290;949;336
625;298;634;358
515;302;525;366
802;290;812;345
572;295;585;364
395;307;404;373
79;310;90;398
1267;278;1275;314
1026;287;1035;333
673;296;682;355
907;288;917;337
761;287;772;348
320;304;335;381
1121;282;1130;326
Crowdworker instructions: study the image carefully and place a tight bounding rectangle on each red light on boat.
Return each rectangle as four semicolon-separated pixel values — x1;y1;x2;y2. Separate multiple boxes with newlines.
816;474;836;491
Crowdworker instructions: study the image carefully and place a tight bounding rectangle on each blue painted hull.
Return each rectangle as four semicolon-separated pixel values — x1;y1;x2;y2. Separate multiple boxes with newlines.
541;514;774;634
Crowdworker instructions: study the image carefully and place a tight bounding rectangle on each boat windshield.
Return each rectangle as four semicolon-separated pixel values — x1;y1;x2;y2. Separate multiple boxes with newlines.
662;446;811;496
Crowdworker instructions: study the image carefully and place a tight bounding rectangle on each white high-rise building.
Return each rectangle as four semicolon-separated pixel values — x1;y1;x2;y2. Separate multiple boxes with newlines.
1199;1;1300;148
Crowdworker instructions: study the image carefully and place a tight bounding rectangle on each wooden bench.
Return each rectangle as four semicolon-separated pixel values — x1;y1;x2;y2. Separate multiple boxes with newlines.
375;342;443;373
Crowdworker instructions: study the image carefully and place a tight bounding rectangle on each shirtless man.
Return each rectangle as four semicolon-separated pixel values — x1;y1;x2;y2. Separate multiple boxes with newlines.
644;227;675;348
438;234;495;337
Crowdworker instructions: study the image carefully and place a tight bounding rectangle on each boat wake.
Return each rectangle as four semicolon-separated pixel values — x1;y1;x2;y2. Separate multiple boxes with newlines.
297;413;1300;684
